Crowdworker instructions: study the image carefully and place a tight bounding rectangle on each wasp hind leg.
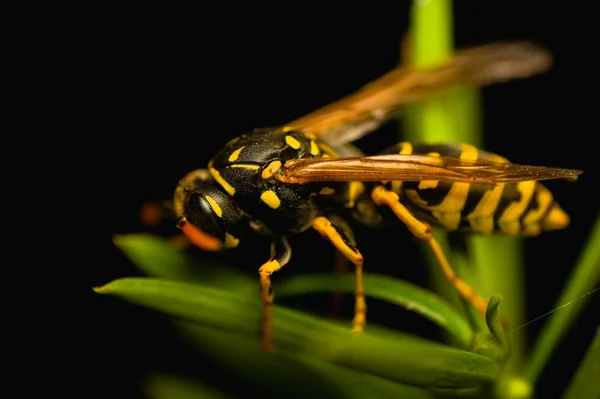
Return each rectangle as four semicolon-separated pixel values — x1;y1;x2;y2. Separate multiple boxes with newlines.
312;216;366;336
371;186;491;322
258;236;292;352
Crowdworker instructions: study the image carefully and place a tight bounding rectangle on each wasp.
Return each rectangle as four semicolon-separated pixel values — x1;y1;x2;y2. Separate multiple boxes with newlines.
171;41;582;352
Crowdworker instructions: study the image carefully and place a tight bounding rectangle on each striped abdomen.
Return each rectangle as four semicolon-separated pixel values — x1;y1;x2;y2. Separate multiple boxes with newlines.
381;142;570;236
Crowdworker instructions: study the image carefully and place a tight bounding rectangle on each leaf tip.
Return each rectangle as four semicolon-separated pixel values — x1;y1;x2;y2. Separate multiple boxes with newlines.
112;234;125;246
93;284;109;294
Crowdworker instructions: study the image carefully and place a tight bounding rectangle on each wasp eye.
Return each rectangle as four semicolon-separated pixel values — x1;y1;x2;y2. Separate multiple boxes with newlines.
184;192;224;239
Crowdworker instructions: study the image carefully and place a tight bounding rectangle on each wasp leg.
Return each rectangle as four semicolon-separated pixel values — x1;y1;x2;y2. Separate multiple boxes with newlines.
327;215;354;320
258;236;292;353
312;216;366;336
371;186;490;321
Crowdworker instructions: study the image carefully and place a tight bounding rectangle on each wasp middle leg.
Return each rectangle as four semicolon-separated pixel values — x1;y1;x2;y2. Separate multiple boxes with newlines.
312;216;366;335
258;236;292;352
371;186;491;321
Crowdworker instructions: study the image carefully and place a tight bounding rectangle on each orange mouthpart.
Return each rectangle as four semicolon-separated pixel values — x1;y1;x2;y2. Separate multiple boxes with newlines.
179;219;223;251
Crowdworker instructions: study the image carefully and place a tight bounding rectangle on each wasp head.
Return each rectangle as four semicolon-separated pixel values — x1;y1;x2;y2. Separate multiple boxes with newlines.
173;169;249;251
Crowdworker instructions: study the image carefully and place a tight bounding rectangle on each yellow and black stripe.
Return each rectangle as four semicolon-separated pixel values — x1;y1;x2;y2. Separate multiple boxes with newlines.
380;142;570;236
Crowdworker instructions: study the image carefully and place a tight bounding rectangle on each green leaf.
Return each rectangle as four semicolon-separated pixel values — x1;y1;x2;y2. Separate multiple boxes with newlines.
144;374;230;399
563;327;600;399
113;233;255;294
94;277;500;389
177;322;436;399
523;215;600;384
277;273;473;348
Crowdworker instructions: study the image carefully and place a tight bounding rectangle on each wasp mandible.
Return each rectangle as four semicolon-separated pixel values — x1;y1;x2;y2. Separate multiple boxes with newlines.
172;41;582;352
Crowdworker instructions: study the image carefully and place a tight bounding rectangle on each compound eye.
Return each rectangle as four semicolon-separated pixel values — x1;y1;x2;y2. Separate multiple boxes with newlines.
184;192;224;239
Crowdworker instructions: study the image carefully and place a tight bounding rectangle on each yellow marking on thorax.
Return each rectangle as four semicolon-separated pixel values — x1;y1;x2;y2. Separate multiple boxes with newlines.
521;184;553;236
316;141;339;157
282;126;294;133
228;146;245;162
310;140;320;156
262;160;282;179
228;163;260;170
260;190;281;209
498;180;537;235
405;144;478;230
319;187;335;195
285;135;301;149
204;195;223;217
209;162;236;196
224;233;240;248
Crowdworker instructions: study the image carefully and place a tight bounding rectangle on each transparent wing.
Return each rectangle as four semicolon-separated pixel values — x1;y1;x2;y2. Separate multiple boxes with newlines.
275;154;582;185
286;41;552;147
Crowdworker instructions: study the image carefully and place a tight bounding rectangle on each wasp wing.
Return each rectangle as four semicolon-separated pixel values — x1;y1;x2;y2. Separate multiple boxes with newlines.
276;154;582;185
286;41;551;147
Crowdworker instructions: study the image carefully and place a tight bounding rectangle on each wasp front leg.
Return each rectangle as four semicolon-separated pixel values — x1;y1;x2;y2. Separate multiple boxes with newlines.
312;216;366;336
258;236;292;352
371;186;492;323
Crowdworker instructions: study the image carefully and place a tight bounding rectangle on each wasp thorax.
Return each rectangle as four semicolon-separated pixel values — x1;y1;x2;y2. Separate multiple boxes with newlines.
173;170;249;251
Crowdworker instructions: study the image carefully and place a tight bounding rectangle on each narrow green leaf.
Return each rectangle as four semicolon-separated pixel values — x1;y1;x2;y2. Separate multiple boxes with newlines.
563;327;600;399
524;215;600;384
486;295;509;353
144;374;230;399
94;277;500;388
277;273;473;348
177;322;436;399
113;233;255;294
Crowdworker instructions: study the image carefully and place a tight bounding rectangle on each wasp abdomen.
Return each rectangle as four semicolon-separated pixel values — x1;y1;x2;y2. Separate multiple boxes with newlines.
380;142;570;236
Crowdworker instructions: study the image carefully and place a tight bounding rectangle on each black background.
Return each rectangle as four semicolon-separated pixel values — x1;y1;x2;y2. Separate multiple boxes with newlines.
88;3;598;399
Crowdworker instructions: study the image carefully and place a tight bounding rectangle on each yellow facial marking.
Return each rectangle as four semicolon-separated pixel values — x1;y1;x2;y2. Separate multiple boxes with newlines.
319;187;335;195
228;146;245;162
228;163;260;170
204;195;222;217
224;233;240;248
261;160;282;179
209;166;235;196
285;135;301;149
310;140;319;156
260;190;281;209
